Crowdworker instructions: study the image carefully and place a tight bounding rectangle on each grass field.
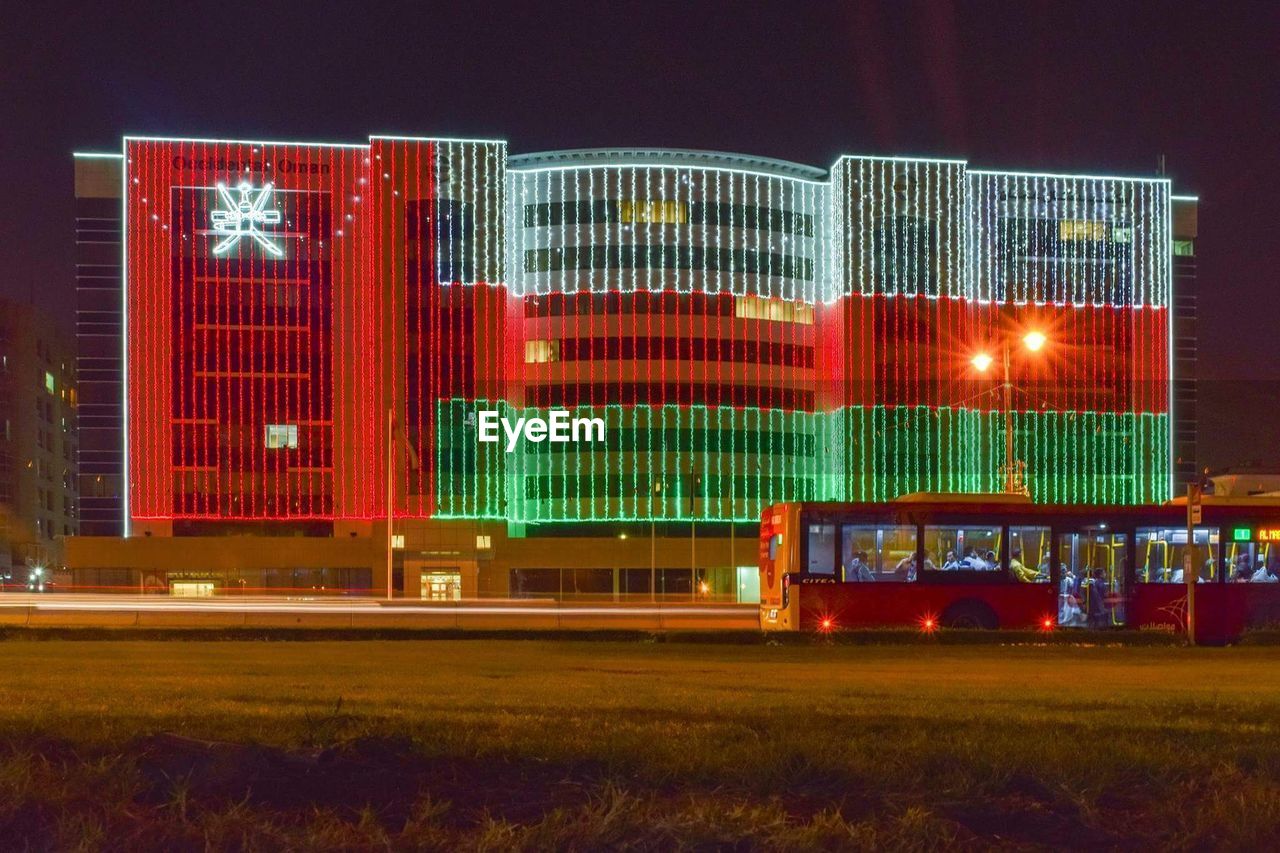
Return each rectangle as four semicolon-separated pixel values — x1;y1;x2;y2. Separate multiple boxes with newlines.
1;639;1279;850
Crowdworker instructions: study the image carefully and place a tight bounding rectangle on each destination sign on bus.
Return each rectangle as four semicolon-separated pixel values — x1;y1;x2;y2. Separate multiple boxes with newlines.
1235;527;1280;542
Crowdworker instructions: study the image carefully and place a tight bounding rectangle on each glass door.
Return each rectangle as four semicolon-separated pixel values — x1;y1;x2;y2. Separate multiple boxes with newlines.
1057;530;1127;627
421;570;462;601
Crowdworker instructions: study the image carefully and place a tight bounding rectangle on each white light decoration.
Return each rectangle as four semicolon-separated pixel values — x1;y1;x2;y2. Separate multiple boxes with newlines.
210;181;284;256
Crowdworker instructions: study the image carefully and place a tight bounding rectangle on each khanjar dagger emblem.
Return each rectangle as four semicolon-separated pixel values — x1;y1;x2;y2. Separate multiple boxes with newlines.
210;181;284;257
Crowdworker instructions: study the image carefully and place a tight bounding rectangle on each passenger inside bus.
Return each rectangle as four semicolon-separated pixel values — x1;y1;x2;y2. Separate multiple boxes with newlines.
845;551;875;582
941;550;960;570
1084;567;1110;628
1059;569;1086;627
1010;548;1039;583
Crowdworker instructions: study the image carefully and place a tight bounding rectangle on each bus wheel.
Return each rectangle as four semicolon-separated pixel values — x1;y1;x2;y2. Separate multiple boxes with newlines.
941;600;999;630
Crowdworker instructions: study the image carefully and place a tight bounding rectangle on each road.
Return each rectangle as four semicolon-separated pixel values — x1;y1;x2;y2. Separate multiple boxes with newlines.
0;594;760;630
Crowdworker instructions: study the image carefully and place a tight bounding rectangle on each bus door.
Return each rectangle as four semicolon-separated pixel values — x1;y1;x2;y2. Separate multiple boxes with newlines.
1057;527;1128;627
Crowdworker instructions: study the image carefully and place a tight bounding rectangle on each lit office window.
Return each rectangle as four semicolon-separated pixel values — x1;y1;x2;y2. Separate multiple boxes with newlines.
1059;220;1108;241
734;295;814;325
44;372;55;394
264;424;299;449
524;339;560;364
619;199;688;224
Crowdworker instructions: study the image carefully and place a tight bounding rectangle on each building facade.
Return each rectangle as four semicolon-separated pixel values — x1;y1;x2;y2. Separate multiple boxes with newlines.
1170;195;1199;488
74;154;125;536
0;299;79;576
67;137;1193;598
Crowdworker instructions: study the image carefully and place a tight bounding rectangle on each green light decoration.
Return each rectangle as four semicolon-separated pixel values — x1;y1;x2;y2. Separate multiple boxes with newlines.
504;404;821;522
431;400;1168;522
432;398;508;519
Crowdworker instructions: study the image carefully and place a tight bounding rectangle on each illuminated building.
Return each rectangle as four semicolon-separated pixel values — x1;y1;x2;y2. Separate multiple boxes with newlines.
66;137;1195;598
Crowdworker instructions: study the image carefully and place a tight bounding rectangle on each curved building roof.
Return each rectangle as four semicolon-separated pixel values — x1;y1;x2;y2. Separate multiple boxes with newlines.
508;148;829;182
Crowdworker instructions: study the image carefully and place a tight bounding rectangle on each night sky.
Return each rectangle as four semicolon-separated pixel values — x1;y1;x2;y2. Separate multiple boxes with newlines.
2;0;1276;468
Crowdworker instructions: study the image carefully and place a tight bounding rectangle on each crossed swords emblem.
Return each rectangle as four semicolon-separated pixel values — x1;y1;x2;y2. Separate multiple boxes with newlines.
209;181;284;257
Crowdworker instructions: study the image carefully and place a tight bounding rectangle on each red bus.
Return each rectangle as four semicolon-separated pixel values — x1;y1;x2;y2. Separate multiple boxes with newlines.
759;494;1280;643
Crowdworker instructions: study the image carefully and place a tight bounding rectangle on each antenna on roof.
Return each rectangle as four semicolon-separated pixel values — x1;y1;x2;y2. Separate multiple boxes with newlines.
1157;154;1167;176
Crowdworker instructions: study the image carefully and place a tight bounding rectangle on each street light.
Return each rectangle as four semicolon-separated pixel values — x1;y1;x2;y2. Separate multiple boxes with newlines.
972;330;1049;494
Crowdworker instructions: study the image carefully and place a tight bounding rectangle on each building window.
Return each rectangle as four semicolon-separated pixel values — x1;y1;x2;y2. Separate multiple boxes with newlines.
475;534;492;550
391;534;405;549
44;371;55;394
1059;220;1108;241
1173;239;1195;257
264;424;299;449
524;339;560;364
618;199;688;225
734;295;814;325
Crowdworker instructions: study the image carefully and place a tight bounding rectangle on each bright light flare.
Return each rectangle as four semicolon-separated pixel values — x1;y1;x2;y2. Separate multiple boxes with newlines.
1023;331;1047;352
819;616;835;633
1040;616;1055;632
919;614;938;634
970;352;993;373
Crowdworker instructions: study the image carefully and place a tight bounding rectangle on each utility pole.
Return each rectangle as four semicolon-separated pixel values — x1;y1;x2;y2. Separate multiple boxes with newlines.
386;407;394;601
1002;343;1014;493
1186;482;1201;645
650;479;661;601
689;467;697;600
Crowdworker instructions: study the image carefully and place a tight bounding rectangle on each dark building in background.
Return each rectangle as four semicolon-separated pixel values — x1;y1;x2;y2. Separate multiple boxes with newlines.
73;154;124;536
1171;195;1199;488
0;298;78;572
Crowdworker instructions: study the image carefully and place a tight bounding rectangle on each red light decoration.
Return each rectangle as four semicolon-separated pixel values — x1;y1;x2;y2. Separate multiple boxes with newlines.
126;138;376;520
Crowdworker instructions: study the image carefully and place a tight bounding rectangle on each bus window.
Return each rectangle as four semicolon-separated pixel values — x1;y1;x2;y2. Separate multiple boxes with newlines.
806;524;837;576
925;526;1001;572
768;534;782;561
1009;526;1051;583
1226;537;1280;583
842;525;917;582
1058;531;1127;628
1137;528;1218;583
